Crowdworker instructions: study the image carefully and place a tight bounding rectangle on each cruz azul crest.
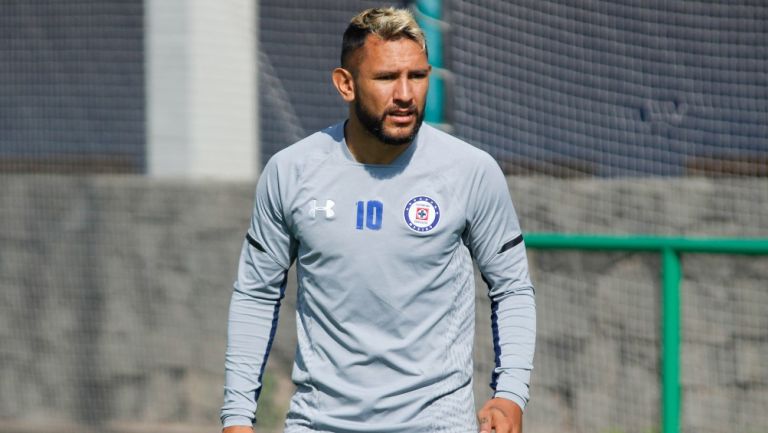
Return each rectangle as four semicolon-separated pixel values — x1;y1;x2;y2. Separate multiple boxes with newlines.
404;196;440;232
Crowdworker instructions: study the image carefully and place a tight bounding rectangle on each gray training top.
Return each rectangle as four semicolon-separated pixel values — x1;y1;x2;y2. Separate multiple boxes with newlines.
221;122;536;433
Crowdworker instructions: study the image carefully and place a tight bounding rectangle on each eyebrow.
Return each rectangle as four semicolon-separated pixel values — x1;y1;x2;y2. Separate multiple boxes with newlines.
372;68;430;77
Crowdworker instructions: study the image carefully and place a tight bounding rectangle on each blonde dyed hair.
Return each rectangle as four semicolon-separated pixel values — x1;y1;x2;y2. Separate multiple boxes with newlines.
341;7;427;68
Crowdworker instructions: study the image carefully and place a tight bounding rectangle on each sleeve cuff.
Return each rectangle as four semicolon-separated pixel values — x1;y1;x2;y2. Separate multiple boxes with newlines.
493;390;528;412
222;415;254;428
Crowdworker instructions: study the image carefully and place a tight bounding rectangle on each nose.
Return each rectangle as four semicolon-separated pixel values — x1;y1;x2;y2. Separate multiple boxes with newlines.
393;76;414;105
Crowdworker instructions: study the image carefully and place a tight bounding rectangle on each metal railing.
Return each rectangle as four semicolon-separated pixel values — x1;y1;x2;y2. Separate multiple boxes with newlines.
525;233;768;433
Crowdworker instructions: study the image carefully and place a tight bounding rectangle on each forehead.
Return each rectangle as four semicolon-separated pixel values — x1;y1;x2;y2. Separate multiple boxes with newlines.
355;34;428;72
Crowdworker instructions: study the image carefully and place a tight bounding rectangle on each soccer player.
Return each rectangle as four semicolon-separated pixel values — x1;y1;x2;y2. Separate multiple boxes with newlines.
221;7;535;433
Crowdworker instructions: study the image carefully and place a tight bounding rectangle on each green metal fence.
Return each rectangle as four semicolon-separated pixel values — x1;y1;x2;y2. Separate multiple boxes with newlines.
525;233;768;433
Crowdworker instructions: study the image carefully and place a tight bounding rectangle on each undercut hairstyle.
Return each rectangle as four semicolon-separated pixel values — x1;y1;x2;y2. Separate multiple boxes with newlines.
340;7;427;69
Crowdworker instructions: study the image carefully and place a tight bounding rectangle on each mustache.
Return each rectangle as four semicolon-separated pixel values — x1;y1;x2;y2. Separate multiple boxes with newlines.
384;106;417;116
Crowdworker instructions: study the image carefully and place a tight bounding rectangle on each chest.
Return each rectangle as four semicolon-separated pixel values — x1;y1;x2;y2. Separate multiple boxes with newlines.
285;165;466;262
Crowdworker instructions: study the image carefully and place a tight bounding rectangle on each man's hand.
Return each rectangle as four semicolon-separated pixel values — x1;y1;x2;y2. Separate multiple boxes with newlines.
477;397;523;433
222;426;253;433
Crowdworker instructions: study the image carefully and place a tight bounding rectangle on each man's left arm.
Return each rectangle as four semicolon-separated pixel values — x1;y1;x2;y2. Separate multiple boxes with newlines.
475;244;535;433
464;153;536;433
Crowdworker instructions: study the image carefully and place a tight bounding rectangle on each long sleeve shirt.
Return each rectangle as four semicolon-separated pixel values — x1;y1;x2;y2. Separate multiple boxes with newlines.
221;122;536;433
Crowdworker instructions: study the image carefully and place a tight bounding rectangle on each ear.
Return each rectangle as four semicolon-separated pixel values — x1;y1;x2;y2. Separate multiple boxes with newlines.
332;67;355;103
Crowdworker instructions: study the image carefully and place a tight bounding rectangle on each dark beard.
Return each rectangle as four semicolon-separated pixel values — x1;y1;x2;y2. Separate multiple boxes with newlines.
354;99;424;146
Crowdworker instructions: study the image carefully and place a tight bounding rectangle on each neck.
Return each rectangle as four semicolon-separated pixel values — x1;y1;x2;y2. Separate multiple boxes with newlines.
344;118;412;165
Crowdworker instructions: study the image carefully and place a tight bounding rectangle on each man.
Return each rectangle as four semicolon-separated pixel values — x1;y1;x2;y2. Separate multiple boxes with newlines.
221;7;535;433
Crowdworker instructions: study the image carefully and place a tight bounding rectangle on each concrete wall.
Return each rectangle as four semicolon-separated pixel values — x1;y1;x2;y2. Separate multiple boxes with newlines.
0;175;766;433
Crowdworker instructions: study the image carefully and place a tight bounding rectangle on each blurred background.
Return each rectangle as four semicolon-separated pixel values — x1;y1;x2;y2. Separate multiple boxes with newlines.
0;1;766;432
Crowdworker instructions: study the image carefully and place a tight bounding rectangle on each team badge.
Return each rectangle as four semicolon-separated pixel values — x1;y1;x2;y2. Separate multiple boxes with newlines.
404;196;440;232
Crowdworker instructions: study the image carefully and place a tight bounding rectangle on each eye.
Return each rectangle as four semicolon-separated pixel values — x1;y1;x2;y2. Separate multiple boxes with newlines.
374;73;397;80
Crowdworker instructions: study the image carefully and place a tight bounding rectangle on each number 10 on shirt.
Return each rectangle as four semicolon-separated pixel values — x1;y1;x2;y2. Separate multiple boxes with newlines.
356;200;383;230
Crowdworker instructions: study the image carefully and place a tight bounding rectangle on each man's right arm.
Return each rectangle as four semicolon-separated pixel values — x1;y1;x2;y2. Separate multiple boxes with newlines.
220;234;290;428
221;159;296;429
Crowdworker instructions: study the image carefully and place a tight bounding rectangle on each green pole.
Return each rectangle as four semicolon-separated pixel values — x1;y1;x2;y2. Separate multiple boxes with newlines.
415;0;445;125
661;247;681;433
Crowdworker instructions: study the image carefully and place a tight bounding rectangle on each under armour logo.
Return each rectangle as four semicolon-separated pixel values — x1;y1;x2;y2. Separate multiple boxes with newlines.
308;199;335;219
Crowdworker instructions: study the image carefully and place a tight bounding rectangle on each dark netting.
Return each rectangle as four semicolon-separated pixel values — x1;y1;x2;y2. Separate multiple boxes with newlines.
0;0;144;173
450;0;767;177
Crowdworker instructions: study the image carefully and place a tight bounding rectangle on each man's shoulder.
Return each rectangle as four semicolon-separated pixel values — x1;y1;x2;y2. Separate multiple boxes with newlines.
266;122;344;169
